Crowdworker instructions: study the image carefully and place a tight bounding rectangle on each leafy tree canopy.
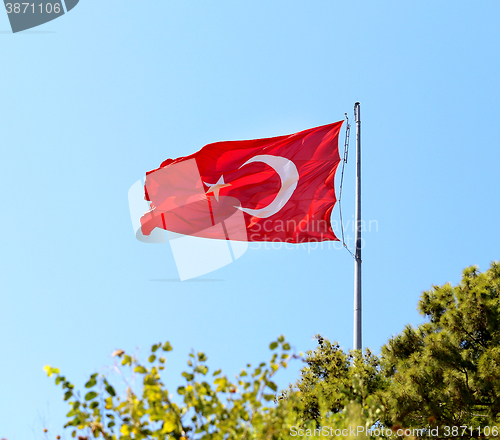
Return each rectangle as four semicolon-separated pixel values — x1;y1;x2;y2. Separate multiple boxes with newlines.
381;262;500;429
6;261;500;439
39;337;382;440
283;335;385;424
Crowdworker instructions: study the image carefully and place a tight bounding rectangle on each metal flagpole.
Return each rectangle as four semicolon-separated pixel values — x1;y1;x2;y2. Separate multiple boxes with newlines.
353;102;362;351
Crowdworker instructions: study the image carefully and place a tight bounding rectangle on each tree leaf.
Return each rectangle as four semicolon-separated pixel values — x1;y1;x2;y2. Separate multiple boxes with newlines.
84;379;97;389
266;381;278;392
84;391;98;401
106;385;116;397
162;342;173;352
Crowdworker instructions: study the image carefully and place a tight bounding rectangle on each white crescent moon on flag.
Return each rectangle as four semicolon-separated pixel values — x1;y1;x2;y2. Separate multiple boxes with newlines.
236;155;299;218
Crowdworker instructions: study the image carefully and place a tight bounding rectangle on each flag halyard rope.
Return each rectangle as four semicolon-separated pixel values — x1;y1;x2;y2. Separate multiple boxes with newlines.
338;113;355;259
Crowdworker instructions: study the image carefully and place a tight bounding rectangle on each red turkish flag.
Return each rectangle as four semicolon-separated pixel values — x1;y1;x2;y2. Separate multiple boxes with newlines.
141;121;343;243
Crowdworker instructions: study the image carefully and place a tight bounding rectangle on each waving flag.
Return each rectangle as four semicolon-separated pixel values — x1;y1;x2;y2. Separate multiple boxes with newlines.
141;121;343;243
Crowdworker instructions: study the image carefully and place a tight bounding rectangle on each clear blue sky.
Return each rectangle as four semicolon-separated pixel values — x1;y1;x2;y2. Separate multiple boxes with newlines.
1;1;499;438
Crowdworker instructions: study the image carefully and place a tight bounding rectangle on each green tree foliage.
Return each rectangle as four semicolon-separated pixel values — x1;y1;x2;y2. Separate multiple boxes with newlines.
381;262;500;430
35;261;500;439
44;337;295;439
42;337;384;440
283;335;385;424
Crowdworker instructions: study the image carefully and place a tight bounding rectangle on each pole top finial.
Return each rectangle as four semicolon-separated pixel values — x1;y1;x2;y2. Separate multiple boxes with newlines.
354;102;360;122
